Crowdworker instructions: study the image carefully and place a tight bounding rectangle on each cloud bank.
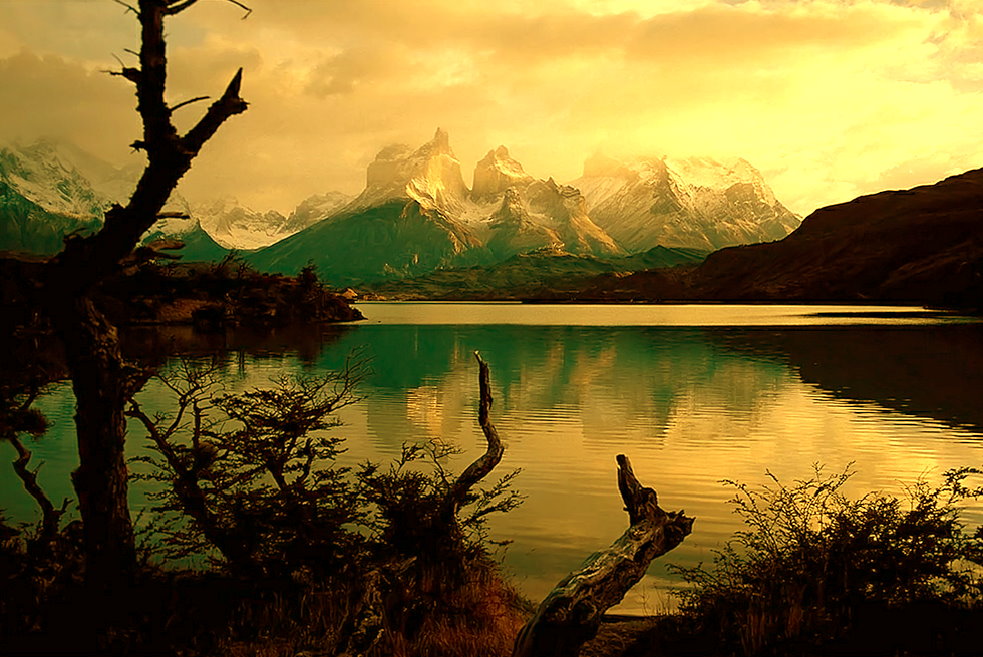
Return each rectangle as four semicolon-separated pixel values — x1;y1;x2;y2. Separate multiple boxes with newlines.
1;0;981;215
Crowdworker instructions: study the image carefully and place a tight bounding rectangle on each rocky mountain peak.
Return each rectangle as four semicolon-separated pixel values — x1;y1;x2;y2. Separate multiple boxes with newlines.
430;127;451;153
570;152;799;252
665;156;771;199
359;128;469;211
472;145;534;199
0;139;113;219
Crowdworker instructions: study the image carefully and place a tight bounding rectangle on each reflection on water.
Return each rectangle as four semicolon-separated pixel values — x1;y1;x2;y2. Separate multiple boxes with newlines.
2;304;982;614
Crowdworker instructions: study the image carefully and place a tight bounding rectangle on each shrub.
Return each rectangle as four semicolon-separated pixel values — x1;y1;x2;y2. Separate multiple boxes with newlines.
670;465;983;655
127;356;527;656
129;357;367;579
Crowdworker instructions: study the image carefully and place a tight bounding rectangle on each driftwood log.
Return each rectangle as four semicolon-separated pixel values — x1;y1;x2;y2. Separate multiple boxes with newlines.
512;455;694;657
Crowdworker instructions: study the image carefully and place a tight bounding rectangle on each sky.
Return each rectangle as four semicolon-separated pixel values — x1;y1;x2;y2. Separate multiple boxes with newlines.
0;0;981;216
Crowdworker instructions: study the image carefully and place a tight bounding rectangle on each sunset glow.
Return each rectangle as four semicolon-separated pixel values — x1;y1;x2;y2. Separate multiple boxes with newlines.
1;0;981;215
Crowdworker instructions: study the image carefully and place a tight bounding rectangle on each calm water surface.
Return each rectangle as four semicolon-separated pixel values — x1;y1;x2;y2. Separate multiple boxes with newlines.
3;303;983;613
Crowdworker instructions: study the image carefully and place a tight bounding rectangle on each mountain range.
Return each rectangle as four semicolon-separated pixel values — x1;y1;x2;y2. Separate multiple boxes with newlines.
0;140;337;257
572;153;799;252
580;167;983;308
3;133;978;307
250;129;797;285
0;133;798;288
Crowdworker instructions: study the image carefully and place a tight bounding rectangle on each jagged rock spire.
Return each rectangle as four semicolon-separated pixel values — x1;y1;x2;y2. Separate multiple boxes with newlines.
472;145;534;199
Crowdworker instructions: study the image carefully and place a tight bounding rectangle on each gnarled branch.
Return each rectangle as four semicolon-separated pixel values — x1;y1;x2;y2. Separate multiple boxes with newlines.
182;67;247;152
512;455;694;657
10;436;69;551
440;352;505;523
50;1;247;287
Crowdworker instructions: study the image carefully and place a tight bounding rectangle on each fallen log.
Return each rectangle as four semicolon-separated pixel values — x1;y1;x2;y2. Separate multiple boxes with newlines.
512;454;694;657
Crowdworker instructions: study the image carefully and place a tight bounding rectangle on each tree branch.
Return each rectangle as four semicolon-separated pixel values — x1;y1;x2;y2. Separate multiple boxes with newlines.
113;0;138;15
440;352;505;522
170;95;209;112
165;0;200;14
512;456;694;657
182;68;248;152
222;0;252;18
10;436;66;549
48;0;247;290
106;67;142;84
168;0;252;18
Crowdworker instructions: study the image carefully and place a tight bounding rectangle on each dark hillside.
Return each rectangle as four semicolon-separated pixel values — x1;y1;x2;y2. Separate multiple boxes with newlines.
694;167;983;305
583;168;983;307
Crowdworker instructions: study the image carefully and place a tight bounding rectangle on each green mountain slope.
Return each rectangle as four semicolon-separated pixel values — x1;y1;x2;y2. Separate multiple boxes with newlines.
364;245;707;299
248;200;489;285
0;180;100;254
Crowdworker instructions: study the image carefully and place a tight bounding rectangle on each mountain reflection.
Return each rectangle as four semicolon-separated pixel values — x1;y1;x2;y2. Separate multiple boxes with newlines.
118;319;983;448
310;325;789;451
6;314;982;613
707;325;983;433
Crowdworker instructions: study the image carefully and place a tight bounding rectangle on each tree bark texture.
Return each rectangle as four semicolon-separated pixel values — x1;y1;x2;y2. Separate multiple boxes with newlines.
512;455;694;657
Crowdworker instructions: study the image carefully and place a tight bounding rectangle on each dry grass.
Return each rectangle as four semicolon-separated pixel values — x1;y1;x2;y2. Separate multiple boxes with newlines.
200;562;530;657
380;563;531;657
580;617;662;657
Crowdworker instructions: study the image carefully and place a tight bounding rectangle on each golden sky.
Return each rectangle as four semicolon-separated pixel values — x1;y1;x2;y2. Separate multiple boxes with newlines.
0;0;981;215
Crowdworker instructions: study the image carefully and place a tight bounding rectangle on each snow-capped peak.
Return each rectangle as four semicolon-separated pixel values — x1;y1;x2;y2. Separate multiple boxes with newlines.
570;152;799;252
472;145;534;199
666;156;761;189
0;139;113;219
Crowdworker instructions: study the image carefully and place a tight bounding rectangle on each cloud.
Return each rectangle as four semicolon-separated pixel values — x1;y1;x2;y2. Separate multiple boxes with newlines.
0;0;980;216
0;51;138;163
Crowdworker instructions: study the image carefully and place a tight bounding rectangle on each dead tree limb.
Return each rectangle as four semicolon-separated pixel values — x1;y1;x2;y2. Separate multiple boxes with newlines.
439;351;505;523
10;436;70;552
512;455;694;657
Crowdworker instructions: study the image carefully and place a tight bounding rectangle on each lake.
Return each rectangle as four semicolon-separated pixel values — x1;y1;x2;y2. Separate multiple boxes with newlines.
3;302;983;613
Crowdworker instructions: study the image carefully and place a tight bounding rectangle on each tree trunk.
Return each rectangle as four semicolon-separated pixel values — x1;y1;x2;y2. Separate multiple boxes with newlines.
49;294;136;588
31;0;248;588
512;455;694;657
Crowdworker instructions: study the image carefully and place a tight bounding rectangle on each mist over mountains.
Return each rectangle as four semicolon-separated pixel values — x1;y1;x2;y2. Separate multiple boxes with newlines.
244;128;801;285
0;131;800;287
0;139;335;257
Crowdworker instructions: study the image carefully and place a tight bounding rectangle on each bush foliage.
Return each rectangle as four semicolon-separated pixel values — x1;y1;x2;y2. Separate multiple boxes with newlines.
670;465;983;655
124;355;525;656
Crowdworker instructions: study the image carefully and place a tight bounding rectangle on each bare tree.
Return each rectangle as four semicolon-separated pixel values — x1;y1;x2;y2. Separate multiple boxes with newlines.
36;0;248;589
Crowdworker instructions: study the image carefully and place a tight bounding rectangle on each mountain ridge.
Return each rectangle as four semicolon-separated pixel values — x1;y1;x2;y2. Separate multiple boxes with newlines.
578;167;983;308
1;134;806;292
252;129;794;285
571;153;800;252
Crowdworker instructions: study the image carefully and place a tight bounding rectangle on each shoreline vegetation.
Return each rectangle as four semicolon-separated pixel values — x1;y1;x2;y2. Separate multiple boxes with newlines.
2;354;696;657
3;355;982;655
0;250;364;330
